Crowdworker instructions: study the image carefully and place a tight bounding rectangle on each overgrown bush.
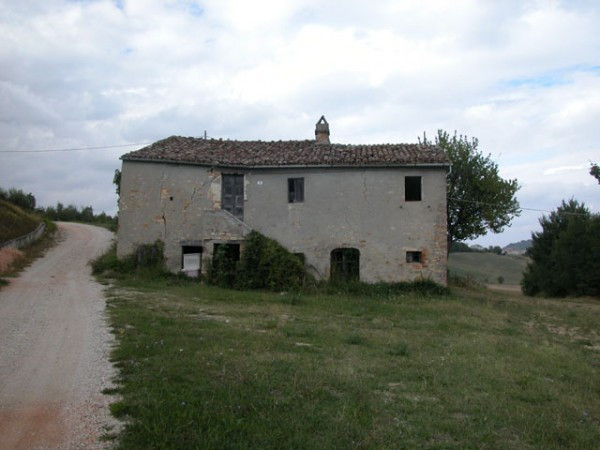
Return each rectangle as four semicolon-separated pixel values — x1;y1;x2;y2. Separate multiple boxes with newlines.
207;244;239;288
236;231;311;291
206;231;312;292
91;240;166;277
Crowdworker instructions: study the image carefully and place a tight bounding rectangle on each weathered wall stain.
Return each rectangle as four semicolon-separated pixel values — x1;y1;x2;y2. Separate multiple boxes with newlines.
118;161;448;285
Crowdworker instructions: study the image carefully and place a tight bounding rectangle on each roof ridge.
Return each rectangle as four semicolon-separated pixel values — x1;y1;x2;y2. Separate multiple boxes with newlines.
123;135;450;167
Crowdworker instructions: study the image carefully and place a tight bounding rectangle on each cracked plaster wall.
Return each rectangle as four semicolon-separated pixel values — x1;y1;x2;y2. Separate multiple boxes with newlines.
117;161;212;271
118;161;448;284
244;167;448;285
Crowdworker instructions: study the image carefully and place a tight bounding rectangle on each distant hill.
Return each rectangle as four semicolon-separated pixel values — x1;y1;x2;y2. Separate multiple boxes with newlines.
504;240;532;251
0;199;42;244
449;252;529;285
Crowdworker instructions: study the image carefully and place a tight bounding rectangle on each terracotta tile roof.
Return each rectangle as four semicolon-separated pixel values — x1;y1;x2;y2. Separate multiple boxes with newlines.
122;136;450;167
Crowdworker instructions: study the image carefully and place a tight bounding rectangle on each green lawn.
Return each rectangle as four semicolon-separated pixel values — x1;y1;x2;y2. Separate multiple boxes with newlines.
449;252;529;285
103;276;600;449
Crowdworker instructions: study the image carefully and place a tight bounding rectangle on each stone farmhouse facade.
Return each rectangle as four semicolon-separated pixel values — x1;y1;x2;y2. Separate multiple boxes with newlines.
117;117;451;285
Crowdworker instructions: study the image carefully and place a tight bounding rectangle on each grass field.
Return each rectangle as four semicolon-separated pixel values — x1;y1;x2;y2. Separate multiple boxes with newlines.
0;199;41;243
449;252;529;285
103;274;600;449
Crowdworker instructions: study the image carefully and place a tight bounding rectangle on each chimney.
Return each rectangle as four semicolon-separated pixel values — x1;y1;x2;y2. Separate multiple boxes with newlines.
315;115;330;144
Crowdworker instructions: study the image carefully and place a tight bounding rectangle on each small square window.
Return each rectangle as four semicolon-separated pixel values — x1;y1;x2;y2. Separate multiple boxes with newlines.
406;251;422;263
405;176;422;201
288;178;304;203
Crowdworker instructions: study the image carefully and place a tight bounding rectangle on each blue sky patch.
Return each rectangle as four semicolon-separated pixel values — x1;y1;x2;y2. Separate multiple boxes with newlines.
187;2;204;17
505;72;569;88
67;0;124;9
503;65;600;89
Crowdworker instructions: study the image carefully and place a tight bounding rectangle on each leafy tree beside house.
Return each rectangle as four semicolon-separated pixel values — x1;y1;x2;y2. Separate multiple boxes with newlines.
113;169;121;198
423;131;520;251
591;162;600;184
522;199;600;297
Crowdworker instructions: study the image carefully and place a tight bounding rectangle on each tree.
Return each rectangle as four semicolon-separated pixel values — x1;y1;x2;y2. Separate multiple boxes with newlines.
428;131;520;251
113;169;121;198
522;199;600;297
449;241;472;253
0;187;36;210
487;245;503;255
590;162;600;184
80;206;94;222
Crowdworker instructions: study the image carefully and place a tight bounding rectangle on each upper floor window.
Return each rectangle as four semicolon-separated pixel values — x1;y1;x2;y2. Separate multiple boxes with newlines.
222;174;244;220
288;178;304;203
405;176;422;201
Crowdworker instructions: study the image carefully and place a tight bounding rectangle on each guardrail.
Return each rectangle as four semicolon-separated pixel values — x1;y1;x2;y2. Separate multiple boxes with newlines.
0;222;46;250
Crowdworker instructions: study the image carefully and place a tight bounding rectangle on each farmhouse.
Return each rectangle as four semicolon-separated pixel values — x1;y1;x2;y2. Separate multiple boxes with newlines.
117;117;451;285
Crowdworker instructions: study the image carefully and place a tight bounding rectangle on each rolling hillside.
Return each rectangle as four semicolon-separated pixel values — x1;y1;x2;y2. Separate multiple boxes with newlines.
449;252;529;285
0;200;41;244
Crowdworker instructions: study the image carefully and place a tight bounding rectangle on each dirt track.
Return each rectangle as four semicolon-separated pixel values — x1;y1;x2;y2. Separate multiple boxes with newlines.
0;223;119;449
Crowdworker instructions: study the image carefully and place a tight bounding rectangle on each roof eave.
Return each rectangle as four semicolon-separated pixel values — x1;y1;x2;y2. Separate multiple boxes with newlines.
121;156;451;169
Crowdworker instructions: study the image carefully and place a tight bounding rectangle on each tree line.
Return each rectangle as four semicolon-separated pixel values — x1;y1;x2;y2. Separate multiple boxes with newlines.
450;242;504;254
0;187;116;230
0;187;36;211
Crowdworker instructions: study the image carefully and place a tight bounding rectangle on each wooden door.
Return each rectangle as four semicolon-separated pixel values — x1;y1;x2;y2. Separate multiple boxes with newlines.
222;174;244;220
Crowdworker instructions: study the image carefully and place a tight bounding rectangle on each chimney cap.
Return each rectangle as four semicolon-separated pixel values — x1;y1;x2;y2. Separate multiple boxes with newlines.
315;115;330;144
315;115;329;131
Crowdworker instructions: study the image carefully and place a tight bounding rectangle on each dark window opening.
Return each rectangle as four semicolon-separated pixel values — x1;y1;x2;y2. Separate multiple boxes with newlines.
405;176;422;201
213;243;240;263
406;251;422;263
182;246;203;276
212;243;241;286
288;178;304;203
222;174;244;220
330;248;360;282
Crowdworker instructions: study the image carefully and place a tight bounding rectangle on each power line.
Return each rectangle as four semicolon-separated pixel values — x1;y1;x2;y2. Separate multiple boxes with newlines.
0;144;593;217
449;197;593;216
0;142;150;153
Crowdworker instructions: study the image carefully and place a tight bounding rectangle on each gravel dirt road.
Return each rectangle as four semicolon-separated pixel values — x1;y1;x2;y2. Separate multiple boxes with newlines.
0;222;120;449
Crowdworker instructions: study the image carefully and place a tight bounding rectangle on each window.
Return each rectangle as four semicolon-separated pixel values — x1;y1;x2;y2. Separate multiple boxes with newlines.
181;246;202;277
288;178;304;203
222;174;244;220
331;248;360;282
212;243;240;286
213;243;240;263
406;251;422;263
405;176;422;201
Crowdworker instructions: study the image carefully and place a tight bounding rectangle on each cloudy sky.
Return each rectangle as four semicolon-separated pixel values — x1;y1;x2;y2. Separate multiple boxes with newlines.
1;0;598;246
